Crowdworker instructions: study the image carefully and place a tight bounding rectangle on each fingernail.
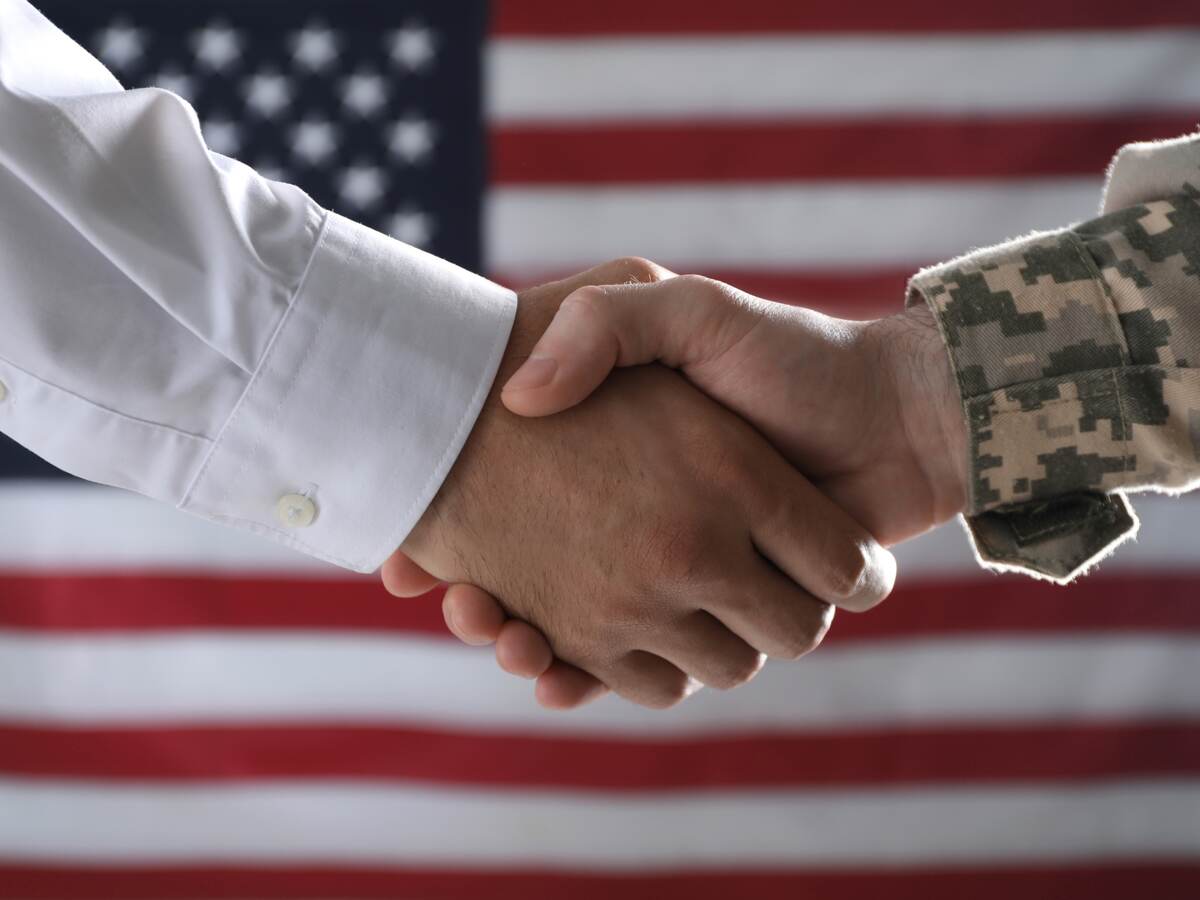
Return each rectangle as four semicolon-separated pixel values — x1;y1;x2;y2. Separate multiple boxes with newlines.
504;355;558;392
443;604;469;642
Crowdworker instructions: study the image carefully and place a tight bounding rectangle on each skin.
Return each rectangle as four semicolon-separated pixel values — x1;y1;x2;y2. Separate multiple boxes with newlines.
383;261;896;710
500;273;969;543
386;267;972;710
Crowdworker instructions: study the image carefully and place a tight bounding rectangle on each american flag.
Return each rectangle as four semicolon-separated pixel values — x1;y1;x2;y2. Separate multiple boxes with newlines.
2;1;1200;896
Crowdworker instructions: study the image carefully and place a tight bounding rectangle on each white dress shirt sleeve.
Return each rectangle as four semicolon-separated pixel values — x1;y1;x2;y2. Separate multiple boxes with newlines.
0;0;516;572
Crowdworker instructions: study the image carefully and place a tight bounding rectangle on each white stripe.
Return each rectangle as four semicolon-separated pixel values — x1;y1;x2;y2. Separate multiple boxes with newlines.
0;481;1196;578
2;632;1197;734
2;779;1197;866
488;32;1200;122
897;491;1200;577
0;482;340;574
486;179;1103;271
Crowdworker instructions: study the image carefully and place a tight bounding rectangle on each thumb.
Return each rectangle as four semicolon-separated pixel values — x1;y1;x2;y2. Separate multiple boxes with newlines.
501;276;726;417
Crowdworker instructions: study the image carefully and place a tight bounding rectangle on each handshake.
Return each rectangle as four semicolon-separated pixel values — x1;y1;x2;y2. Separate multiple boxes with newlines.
383;258;969;710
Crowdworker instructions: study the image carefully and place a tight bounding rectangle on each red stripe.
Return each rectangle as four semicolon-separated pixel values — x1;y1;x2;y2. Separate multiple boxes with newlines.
1;721;1197;787
492;0;1200;35
3;863;1198;900
2;572;1199;639
492;116;1199;185
707;269;905;315
843;573;1200;643
0;574;449;635
492;268;913;316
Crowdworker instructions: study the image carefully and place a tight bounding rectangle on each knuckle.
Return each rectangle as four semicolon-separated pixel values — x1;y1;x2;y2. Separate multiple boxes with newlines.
611;653;694;710
823;539;895;611
674;273;716;295
709;650;765;690
675;273;739;305
644;672;692;709
770;632;816;662
771;606;834;660
612;256;666;284
825;540;872;603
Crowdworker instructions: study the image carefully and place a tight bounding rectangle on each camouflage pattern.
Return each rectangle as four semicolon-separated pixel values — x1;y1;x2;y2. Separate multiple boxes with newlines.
909;164;1200;581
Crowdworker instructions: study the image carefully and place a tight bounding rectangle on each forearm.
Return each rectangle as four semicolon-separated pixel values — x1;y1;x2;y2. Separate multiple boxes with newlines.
906;174;1200;580
0;0;517;572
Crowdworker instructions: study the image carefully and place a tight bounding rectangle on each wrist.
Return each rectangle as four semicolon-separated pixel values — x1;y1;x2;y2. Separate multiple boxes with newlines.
877;303;970;522
402;284;573;567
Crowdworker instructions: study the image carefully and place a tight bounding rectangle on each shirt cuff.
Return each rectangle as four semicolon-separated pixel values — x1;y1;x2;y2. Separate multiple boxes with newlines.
179;211;517;573
908;228;1140;581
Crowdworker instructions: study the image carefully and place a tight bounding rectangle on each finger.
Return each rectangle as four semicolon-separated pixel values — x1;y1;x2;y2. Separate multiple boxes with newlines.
442;583;507;646
502;275;739;417
536;661;610;710
600;650;698;710
379;550;441;598
495;619;555;679
750;463;897;612
646;611;765;690
706;561;837;661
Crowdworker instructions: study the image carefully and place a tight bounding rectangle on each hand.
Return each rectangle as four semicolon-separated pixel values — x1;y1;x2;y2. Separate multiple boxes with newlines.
503;274;969;543
395;268;967;708
381;261;896;710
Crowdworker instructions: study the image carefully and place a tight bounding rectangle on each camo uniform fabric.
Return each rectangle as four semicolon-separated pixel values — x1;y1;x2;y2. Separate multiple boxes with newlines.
908;132;1200;581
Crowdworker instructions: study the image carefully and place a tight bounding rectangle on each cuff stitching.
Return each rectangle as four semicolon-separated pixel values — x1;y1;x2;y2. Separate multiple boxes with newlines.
1064;231;1133;367
1109;368;1135;489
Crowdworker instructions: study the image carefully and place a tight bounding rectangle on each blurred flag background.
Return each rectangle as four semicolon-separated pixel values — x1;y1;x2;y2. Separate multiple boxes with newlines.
2;1;1200;897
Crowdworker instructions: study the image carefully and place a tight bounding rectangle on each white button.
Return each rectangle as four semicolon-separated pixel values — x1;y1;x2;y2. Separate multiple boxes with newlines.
0;380;7;402
276;493;317;528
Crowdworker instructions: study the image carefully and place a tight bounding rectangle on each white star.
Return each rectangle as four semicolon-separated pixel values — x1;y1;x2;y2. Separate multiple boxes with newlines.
291;119;338;166
291;24;339;71
341;71;388;117
245;71;292;118
150;69;195;102
338;165;388;209
193;23;243;71
203;118;242;156
388;116;437;164
95;22;145;70
388;209;435;247
389;24;436;72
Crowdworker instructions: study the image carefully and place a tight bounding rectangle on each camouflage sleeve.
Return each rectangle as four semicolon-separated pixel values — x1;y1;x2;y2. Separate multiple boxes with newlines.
908;152;1200;582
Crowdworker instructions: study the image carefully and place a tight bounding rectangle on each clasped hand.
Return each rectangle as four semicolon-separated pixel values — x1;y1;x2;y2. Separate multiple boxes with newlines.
383;258;968;710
